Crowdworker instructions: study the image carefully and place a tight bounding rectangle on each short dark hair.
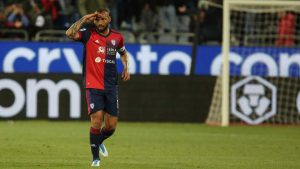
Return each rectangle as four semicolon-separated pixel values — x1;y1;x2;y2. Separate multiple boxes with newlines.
96;8;110;15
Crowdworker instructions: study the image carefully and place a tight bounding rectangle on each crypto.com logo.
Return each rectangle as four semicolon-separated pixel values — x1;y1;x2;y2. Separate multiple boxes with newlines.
231;76;277;125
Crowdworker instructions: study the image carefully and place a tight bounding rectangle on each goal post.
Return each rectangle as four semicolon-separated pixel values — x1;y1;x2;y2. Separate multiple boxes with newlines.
207;0;300;126
221;0;230;127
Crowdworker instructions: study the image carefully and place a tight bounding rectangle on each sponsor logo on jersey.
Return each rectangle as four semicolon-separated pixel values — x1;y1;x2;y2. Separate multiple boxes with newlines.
97;46;105;54
107;47;117;55
101;59;115;64
95;57;101;63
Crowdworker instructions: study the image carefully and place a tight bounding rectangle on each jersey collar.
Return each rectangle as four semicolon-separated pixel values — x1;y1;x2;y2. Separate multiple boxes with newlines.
95;28;111;38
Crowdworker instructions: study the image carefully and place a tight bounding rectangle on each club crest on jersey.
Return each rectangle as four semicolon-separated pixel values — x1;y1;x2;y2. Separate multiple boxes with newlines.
111;39;116;46
97;46;105;54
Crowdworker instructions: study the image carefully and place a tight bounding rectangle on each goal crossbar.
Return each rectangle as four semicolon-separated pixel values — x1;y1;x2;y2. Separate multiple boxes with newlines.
228;0;300;6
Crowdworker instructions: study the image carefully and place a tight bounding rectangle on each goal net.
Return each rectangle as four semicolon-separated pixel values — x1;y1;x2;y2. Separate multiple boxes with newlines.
206;0;300;125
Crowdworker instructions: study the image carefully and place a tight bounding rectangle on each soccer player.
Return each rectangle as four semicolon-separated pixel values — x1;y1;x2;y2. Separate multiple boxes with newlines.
65;8;130;167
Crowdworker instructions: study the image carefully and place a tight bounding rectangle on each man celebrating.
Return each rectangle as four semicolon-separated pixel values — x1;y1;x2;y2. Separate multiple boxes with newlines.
66;8;130;167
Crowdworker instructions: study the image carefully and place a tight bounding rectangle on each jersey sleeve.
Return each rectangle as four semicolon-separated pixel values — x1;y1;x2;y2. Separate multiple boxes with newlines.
77;27;90;43
117;35;126;55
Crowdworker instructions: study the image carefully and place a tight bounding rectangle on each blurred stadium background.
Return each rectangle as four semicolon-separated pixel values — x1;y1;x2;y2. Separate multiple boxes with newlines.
0;0;300;168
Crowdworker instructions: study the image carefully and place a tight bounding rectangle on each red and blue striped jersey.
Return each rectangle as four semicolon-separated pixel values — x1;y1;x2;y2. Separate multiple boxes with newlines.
78;27;126;90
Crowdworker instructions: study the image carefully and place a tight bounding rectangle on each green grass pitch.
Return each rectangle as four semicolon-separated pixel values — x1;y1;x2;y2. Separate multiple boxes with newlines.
0;121;299;169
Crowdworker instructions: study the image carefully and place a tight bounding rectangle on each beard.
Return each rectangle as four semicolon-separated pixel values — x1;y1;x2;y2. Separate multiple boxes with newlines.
96;24;108;32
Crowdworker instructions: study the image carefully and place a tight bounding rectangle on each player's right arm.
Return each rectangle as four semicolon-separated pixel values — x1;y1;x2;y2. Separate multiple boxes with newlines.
65;13;96;40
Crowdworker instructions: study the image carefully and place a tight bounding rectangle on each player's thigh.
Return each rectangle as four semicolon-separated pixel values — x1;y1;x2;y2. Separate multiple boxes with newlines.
86;88;105;128
86;88;105;115
104;86;119;117
104;113;118;129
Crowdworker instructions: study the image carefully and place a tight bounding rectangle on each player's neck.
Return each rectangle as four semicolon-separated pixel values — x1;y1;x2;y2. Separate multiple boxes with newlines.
96;28;110;37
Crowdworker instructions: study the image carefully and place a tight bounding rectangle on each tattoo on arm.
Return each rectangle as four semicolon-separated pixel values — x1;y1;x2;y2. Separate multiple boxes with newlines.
66;17;86;39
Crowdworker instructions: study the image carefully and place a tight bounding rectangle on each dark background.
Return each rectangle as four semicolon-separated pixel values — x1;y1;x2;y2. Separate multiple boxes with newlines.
0;74;216;122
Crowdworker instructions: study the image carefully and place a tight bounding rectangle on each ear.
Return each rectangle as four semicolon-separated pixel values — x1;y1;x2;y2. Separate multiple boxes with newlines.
108;15;112;22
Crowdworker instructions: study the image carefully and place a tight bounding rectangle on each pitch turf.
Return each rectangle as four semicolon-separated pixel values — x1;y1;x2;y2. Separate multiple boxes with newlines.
0;121;299;169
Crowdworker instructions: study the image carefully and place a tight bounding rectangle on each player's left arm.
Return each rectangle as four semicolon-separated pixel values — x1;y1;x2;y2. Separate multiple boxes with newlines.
120;51;130;82
118;35;130;82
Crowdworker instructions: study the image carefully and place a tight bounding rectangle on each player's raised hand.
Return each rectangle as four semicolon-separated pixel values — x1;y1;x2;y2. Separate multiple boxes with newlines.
122;68;130;82
83;13;97;22
66;13;97;40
